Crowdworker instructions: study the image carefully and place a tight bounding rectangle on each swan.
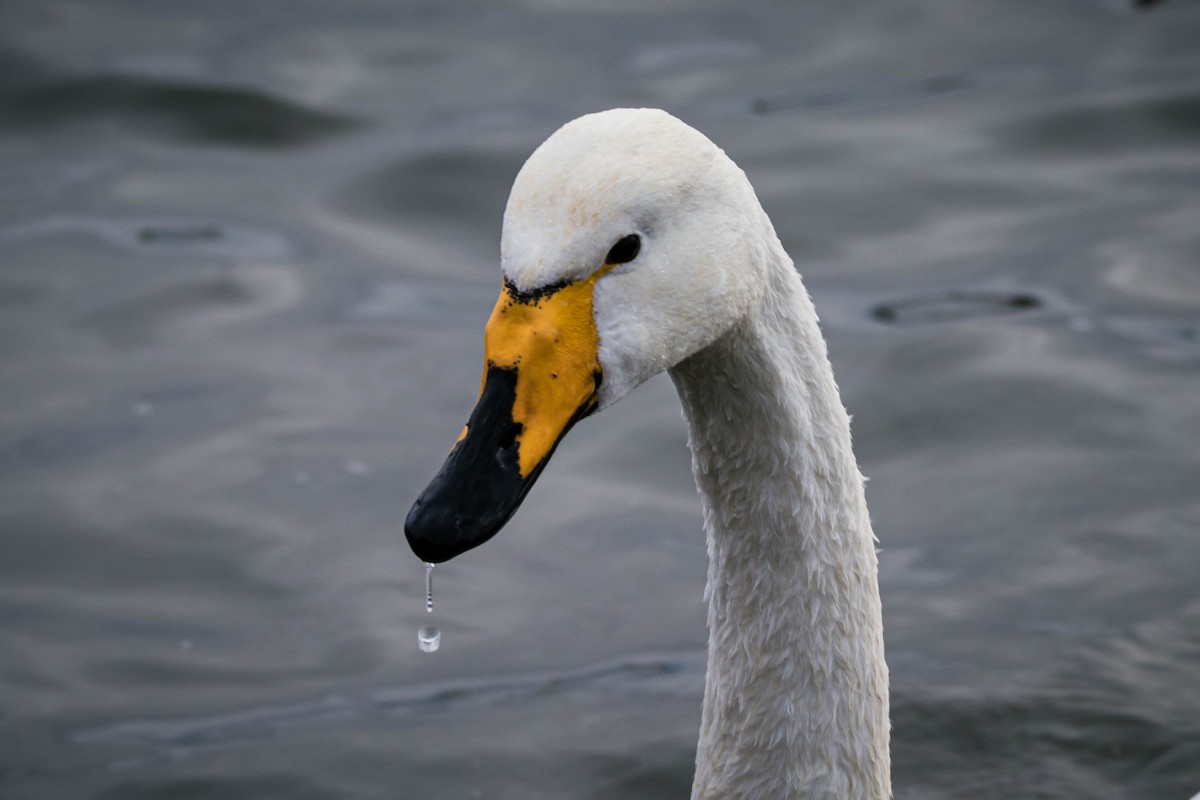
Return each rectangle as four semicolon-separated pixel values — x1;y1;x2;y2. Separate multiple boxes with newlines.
405;108;890;799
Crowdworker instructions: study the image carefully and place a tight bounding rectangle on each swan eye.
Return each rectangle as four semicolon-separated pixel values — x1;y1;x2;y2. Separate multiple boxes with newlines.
604;234;641;265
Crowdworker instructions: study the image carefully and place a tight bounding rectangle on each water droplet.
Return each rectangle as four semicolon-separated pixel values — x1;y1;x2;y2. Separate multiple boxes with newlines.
425;562;434;613
419;562;440;653
418;624;441;653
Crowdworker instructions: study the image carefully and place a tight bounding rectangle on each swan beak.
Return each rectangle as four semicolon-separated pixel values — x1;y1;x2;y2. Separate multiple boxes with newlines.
405;274;607;563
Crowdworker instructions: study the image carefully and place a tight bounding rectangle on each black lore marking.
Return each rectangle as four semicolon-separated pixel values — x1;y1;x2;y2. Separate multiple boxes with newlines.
504;278;570;304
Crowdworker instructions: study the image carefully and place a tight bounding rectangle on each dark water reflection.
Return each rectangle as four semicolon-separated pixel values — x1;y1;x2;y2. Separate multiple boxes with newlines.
1;0;1198;797
2;74;359;148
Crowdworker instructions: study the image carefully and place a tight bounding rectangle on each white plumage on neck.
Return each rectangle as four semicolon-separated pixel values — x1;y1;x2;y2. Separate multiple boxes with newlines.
671;245;889;799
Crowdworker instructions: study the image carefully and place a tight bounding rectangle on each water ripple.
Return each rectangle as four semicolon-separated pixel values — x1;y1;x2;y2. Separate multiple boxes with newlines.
68;654;705;770
0;74;361;148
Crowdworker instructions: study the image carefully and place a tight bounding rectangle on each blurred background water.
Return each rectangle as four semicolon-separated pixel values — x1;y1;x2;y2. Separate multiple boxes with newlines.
1;1;1199;797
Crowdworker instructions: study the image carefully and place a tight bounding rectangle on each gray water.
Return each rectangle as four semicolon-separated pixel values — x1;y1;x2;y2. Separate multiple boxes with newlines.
2;1;1199;797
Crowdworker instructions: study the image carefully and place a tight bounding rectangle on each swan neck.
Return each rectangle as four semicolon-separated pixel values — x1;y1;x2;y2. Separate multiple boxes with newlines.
669;266;891;799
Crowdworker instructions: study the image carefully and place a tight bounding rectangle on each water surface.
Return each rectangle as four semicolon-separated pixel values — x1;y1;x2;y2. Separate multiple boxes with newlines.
1;1;1199;797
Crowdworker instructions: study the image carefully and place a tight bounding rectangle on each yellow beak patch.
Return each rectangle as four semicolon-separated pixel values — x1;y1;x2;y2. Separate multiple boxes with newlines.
408;265;616;563
467;266;613;478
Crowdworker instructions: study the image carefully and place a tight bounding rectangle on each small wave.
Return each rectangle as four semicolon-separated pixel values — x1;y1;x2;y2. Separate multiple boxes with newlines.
0;74;361;149
872;289;1042;326
68;653;704;770
752;65;1044;115
994;90;1200;157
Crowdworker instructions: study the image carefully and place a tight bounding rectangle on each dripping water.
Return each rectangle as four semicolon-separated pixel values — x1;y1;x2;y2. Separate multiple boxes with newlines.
425;561;434;613
418;562;440;653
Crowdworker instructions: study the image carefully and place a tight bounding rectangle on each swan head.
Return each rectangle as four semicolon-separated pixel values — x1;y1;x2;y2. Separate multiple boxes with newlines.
406;108;773;563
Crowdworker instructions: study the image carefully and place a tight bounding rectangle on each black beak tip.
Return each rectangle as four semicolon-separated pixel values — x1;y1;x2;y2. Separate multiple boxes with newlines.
404;364;589;566
404;497;475;564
